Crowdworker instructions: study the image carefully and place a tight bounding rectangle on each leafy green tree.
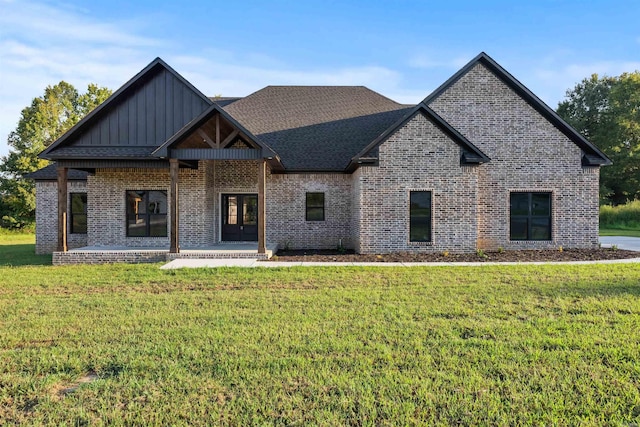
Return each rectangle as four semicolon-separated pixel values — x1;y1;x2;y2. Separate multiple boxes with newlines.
558;72;640;205
0;82;112;227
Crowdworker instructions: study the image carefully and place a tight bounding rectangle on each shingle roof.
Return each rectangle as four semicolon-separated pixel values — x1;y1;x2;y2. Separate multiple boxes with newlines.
24;163;89;181
224;86;413;170
210;97;242;107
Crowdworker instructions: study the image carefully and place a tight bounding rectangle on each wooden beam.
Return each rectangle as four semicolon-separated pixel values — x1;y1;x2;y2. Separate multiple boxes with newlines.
215;114;220;148
197;129;216;148
221;129;239;148
170;158;180;253
258;160;266;254
57;166;68;252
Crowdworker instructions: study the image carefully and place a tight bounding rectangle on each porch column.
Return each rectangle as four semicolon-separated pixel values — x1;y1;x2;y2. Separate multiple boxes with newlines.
170;158;180;253
258;159;266;254
57;166;68;252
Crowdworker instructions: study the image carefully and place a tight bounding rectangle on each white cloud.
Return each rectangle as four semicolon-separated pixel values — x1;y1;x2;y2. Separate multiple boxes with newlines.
0;1;161;157
529;60;640;107
0;1;411;158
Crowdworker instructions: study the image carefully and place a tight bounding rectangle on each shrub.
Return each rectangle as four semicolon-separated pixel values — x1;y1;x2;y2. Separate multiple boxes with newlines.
600;200;640;229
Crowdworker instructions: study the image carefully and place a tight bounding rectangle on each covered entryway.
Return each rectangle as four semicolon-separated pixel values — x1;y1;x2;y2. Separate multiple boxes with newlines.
222;194;258;241
150;104;283;254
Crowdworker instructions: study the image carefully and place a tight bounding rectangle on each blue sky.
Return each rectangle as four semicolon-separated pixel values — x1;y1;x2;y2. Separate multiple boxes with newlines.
1;0;639;157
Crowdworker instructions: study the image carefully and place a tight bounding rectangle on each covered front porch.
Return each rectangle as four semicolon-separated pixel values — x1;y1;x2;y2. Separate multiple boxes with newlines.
52;104;284;263
52;242;278;265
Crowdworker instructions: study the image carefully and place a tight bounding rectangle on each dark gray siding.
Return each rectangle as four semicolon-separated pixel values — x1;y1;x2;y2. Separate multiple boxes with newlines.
66;68;209;148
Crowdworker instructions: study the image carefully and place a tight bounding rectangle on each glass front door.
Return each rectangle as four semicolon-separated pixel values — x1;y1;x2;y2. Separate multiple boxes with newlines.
221;194;258;241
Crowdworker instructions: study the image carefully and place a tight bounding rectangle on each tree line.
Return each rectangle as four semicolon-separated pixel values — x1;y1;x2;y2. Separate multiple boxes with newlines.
0;83;111;228
1;71;639;229
557;72;640;205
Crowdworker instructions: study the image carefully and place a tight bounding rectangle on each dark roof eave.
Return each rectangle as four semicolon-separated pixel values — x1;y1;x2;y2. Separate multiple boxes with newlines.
44;156;159;161
272;168;351;174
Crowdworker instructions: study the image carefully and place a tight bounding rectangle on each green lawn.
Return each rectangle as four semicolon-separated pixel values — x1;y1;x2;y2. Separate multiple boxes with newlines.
1;236;640;425
0;232;51;266
600;228;640;237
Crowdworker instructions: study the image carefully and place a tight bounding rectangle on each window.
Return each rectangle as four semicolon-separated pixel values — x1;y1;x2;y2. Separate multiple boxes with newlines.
126;190;168;237
410;191;432;242
70;193;87;234
306;192;324;221
510;192;551;240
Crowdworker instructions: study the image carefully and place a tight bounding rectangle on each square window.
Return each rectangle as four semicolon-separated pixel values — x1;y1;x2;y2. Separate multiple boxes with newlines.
126;190;168;237
510;192;551;241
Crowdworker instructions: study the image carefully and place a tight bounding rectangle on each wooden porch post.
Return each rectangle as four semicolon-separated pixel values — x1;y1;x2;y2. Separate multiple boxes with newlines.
170;158;180;253
57;166;68;252
258;159;266;254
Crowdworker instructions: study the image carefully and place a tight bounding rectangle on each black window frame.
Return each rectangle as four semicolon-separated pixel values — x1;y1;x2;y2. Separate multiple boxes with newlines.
69;192;87;234
509;192;552;241
409;191;432;243
126;190;168;237
305;192;325;221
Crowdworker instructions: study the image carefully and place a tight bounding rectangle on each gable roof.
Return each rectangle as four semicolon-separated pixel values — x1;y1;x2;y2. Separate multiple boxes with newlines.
35;54;610;174
40;58;212;160
223;86;411;170
152;103;282;168
347;103;490;171
423;52;611;166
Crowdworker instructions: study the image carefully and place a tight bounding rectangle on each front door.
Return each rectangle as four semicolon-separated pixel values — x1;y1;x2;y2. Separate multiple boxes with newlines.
221;194;258;241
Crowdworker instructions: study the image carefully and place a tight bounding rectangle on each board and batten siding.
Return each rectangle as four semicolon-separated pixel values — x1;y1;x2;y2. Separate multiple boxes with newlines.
67;68;210;148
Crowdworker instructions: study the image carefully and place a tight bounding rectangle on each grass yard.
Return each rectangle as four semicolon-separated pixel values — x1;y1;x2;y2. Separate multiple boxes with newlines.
1;236;639;425
0;232;51;266
600;200;640;234
600;228;640;238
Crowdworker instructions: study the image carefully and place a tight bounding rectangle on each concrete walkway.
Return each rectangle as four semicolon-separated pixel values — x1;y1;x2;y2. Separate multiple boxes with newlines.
599;236;640;251
159;236;640;269
161;257;640;269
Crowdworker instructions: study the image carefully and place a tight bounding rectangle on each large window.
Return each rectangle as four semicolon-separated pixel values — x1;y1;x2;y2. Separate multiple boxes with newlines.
70;193;87;234
126;190;168;237
306;192;325;221
510;192;551;240
410;191;432;242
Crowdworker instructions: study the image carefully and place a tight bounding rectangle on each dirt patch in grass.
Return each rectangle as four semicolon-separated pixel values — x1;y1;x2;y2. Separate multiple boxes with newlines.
267;248;640;263
51;371;99;399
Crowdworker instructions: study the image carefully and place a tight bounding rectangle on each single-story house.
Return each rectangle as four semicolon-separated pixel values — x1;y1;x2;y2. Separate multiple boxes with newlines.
28;52;610;264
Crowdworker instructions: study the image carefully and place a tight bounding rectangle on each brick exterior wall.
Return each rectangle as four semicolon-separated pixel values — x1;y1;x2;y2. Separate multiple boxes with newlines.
428;63;600;250
267;172;353;250
38;160;355;253
211;160;259;243
87;166;211;248
35;181;88;254
354;113;480;254
35;63;600;256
